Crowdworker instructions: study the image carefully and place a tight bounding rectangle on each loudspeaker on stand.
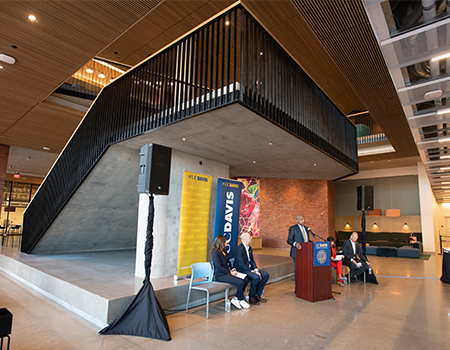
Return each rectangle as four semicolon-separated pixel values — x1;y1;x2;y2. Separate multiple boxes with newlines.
357;185;373;211
137;144;172;195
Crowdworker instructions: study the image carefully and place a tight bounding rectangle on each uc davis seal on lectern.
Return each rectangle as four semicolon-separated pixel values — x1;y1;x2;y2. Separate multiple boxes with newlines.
317;249;327;264
313;242;330;267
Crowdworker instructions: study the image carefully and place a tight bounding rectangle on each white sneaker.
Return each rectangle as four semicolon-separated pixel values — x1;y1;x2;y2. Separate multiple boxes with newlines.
239;300;250;309
230;297;242;309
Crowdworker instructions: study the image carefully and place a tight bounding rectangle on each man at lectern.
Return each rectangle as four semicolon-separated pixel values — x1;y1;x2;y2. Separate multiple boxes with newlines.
235;233;269;305
342;232;372;284
287;214;316;289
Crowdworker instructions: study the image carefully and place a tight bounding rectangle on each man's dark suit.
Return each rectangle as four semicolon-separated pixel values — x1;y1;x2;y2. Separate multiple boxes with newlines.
287;224;316;259
342;239;369;277
287;224;316;287
234;243;269;298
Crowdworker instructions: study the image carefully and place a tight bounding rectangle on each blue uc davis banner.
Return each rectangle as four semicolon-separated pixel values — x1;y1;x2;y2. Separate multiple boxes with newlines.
213;178;243;258
313;242;330;267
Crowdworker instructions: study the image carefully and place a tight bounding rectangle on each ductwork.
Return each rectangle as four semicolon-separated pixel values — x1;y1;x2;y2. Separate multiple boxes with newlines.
423;0;439;78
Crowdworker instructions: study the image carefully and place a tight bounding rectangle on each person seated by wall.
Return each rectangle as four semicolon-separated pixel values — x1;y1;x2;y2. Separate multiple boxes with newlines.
234;233;269;305
342;232;372;284
327;236;345;287
212;235;251;310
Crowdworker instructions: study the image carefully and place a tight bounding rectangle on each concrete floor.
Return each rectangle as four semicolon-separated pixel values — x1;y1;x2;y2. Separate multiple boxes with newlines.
1;251;449;350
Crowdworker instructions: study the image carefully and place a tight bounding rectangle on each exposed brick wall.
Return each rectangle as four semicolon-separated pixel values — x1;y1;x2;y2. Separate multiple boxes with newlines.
0;144;10;224
260;178;335;249
327;180;335;236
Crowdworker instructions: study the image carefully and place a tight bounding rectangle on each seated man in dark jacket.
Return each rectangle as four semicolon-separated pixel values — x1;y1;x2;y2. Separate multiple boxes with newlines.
343;232;372;284
234;233;269;305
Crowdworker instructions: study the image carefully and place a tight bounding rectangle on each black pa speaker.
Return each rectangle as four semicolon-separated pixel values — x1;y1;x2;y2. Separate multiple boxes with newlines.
137;143;172;195
357;185;373;211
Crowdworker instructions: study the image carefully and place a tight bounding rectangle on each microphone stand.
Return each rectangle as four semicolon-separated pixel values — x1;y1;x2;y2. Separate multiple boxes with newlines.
313;233;327;242
307;228;327;242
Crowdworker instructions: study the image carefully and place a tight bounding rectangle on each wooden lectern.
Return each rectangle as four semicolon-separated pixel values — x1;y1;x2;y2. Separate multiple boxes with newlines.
296;242;332;302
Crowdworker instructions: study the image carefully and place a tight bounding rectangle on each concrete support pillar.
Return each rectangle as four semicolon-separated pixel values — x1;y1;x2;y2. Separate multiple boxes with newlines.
417;162;437;253
135;149;229;279
0;144;10;226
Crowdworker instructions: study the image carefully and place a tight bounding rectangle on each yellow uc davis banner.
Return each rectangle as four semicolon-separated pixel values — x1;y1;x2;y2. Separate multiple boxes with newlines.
176;171;213;277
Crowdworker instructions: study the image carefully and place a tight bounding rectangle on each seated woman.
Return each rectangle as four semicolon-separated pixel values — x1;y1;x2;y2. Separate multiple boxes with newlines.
212;235;250;310
327;236;346;287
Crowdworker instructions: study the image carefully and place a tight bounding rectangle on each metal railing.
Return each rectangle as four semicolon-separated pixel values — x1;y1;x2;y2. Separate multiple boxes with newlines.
357;133;388;144
22;5;357;253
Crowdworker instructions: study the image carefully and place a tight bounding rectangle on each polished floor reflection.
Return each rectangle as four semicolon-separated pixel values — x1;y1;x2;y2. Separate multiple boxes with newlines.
1;252;449;350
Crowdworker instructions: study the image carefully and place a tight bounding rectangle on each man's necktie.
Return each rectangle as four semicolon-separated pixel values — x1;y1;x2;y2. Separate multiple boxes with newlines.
301;225;308;242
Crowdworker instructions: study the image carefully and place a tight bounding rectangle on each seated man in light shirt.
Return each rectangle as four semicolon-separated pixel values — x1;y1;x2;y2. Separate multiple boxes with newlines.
342;231;372;284
234;233;269;305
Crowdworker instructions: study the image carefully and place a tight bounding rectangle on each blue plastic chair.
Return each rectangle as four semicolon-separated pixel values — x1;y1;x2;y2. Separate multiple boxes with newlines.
186;262;230;318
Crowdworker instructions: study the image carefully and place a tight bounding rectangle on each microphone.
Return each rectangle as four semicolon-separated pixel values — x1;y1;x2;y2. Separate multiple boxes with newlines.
306;227;316;237
308;228;326;242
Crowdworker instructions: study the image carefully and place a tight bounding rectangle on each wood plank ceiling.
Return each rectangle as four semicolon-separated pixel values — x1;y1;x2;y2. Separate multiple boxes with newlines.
0;0;162;154
0;0;418;171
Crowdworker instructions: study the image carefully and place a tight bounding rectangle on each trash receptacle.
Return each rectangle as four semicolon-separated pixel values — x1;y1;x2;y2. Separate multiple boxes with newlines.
0;308;12;349
0;308;12;337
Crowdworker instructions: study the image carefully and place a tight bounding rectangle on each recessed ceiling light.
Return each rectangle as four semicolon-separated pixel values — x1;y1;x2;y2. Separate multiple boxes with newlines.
98;73;105;78
28;15;36;22
0;66;3;70
0;54;15;65
225;21;230;25
437;108;450;115
86;68;93;74
92;59;125;74
43;146;51;150
431;52;450;61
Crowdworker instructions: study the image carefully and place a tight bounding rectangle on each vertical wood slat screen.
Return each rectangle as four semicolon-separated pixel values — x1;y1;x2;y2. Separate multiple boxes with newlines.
22;5;356;253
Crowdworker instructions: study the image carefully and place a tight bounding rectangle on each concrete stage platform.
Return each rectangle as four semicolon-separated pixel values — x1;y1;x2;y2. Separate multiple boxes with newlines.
0;246;293;328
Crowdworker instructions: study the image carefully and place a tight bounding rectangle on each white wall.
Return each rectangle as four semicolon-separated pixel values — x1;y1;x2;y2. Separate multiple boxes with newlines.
417;162;437;253
341;166;418;180
435;203;450;252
